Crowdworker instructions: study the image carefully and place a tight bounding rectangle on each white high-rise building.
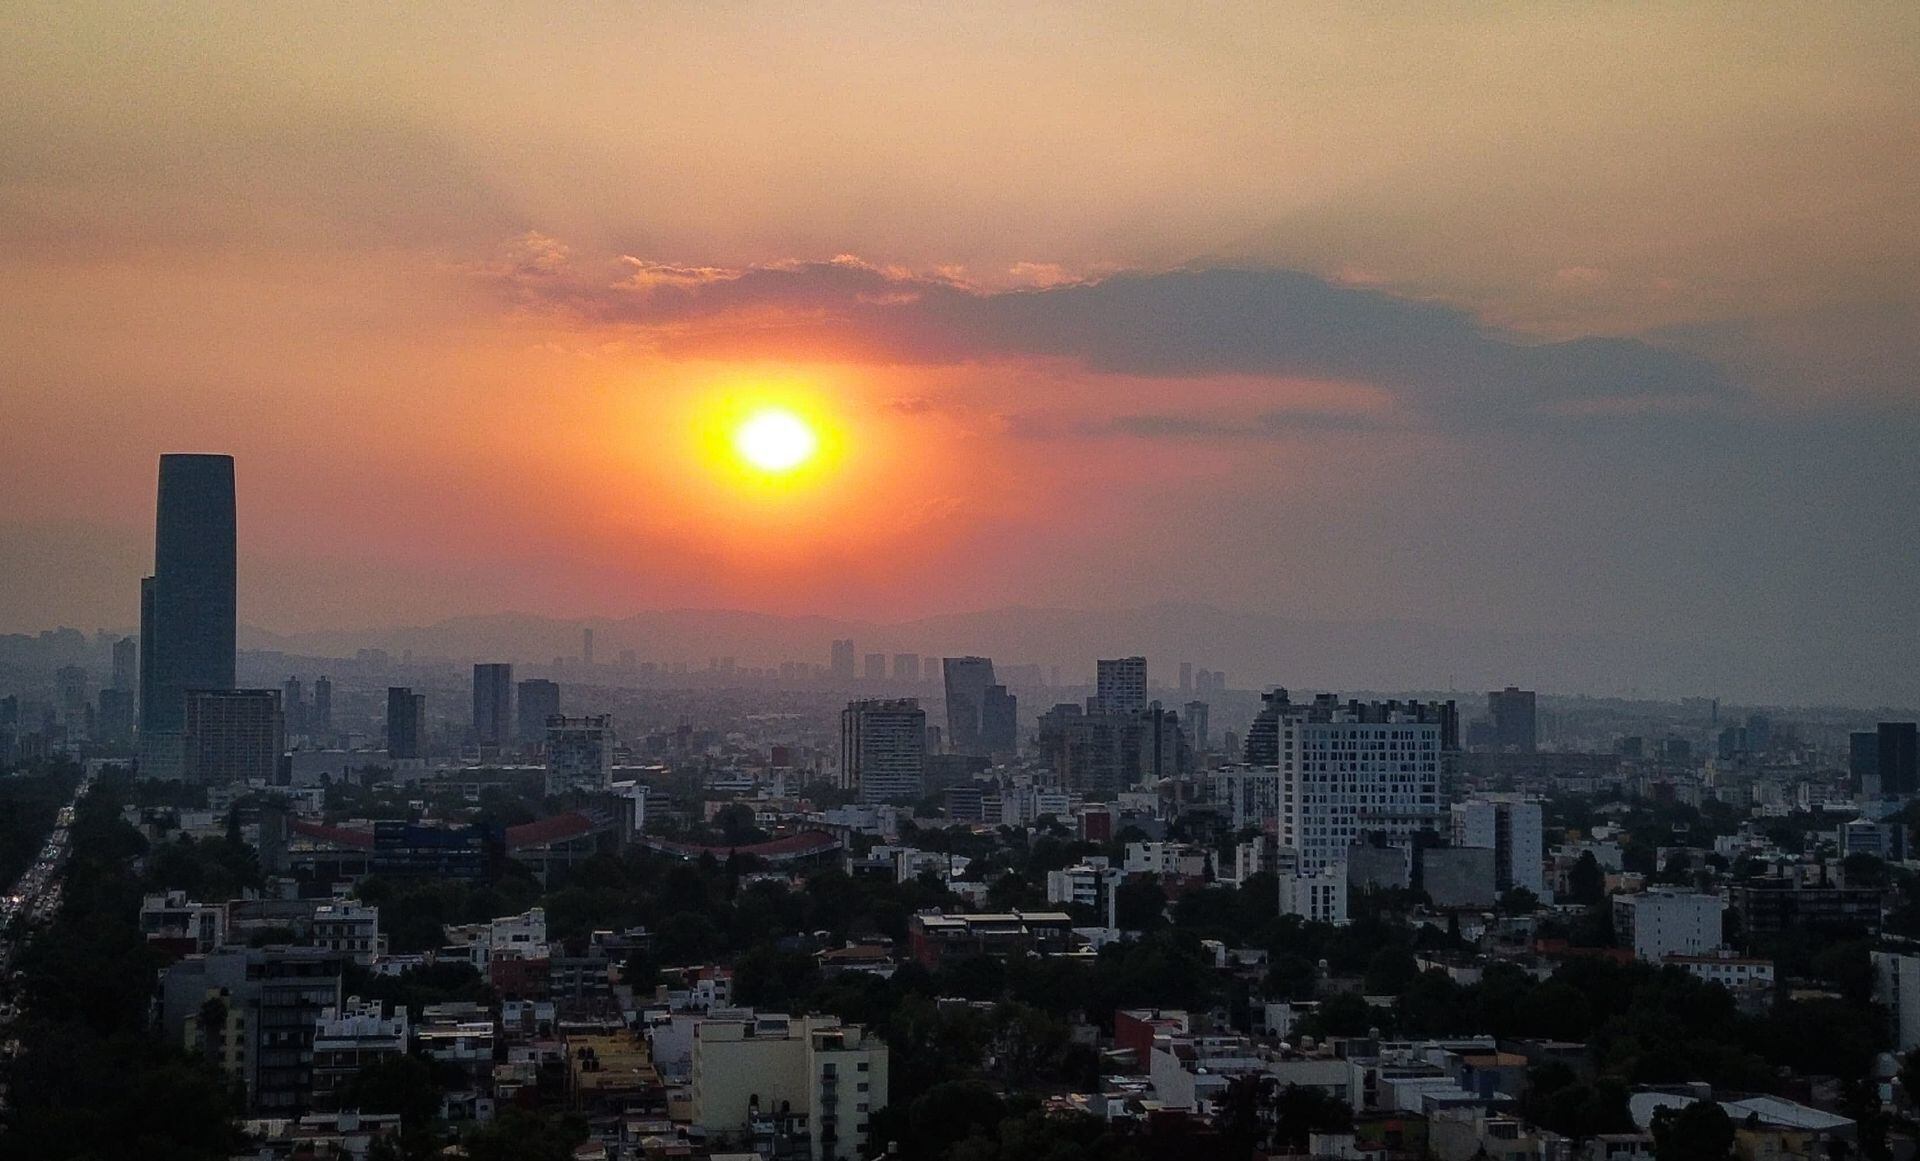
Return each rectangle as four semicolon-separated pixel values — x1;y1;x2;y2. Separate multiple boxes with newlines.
1096;656;1148;714
1241;692;1451;927
839;699;926;804
1451;796;1546;898
1269;695;1447;874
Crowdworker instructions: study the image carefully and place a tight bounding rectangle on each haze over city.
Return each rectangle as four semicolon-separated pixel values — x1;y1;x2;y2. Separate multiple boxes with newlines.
4;5;1917;705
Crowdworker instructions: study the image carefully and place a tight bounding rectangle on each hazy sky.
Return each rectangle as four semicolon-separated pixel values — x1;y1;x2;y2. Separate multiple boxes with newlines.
2;4;1916;694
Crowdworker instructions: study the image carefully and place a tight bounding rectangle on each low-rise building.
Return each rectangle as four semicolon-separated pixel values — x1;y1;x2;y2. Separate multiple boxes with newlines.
1612;889;1725;961
311;998;409;1111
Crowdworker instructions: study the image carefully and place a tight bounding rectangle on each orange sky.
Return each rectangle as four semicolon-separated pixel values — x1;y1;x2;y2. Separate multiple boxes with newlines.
1;3;1916;668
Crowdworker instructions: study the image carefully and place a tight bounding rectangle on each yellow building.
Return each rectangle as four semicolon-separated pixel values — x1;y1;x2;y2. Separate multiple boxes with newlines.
689;1015;888;1161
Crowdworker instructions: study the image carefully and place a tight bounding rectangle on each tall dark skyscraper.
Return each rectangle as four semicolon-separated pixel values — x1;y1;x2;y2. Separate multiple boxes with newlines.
942;656;996;756
311;676;333;735
386;687;426;760
517;678;561;745
1880;722;1919;797
472;663;514;747
140;454;237;739
1851;731;1881;794
1487;686;1538;753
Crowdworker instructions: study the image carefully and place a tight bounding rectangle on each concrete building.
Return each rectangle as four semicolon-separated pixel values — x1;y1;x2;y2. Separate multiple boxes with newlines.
1096;656;1148;714
863;652;886;681
140;454;237;743
310;998;409;1111
545;715;615;795
161;946;346;1113
310;902;386;966
1613;889;1725;961
385;687;426;760
139;889;227;953
1046;861;1122;917
1881;722;1919;797
516;678;560;747
1242;693;1450;907
1279;864;1350;924
472;663;514;748
941;656;997;757
839;699;926;804
183;688;284;784
690;1014;888;1161
1123;841;1208;878
891;653;920;682
1873;947;1920;1052
1451;796;1546;897
1423;847;1498;909
1215;766;1284;833
1487;687;1537;753
829;638;857;680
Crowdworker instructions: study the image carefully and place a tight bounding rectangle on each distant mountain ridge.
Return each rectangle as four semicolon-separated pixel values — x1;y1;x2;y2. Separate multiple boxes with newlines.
237;601;1909;707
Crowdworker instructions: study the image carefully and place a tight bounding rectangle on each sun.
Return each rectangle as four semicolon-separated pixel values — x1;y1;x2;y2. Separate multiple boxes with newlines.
732;407;819;473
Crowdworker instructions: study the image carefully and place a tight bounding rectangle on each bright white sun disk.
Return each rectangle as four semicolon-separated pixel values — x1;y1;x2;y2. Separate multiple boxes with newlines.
734;409;818;472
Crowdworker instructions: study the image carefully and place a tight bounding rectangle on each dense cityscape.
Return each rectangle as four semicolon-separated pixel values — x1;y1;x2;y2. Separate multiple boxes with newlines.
7;7;1919;1161
0;455;1914;1161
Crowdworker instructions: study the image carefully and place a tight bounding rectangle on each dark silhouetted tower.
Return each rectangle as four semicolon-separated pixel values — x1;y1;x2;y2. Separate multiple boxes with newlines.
386;687;426;759
942;656;996;756
472;663;514;746
1881;722;1919;797
139;454;237;739
517;678;560;745
1487;686;1537;753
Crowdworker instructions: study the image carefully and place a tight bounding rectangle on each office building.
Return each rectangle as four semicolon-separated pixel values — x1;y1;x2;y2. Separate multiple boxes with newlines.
942;656;997;756
839;699;926;804
1451;796;1546;896
1096;656;1148;714
140;454;237;742
1184;699;1210;750
1613;889;1725;961
310;675;332;735
581;627;594;667
1852;731;1881;794
892;653;920;682
830;639;856;681
1178;661;1193;692
183;689;284;784
691;1015;889;1161
385;687;426;760
1881;722;1919;796
1873;949;1920;1053
160;946;345;1113
1487;687;1537;753
472;663;514;747
546;715;615;795
980;683;1018;754
863;652;887;681
282;676;306;736
97;687;137;745
517;678;561;746
111;634;137;693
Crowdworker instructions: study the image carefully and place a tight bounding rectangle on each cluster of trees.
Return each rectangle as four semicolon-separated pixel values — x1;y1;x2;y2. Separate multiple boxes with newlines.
1;772;244;1161
0;759;80;889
